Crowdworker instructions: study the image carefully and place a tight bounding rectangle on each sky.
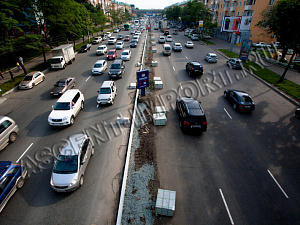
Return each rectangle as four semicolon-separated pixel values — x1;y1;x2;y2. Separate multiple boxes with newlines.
119;0;183;10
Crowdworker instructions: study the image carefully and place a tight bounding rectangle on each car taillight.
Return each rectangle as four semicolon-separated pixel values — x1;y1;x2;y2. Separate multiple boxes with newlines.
184;121;190;125
203;121;208;125
191;68;194;71
239;105;243;108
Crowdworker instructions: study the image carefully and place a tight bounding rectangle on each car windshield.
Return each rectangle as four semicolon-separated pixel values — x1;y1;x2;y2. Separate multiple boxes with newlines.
117;43;122;46
240;95;252;103
23;76;33;81
99;87;111;94
111;64;121;69
165;47;171;50
81;45;87;48
108;51;115;55
54;81;65;87
210;55;217;58
53;155;78;174
50;58;62;63
122;52;129;55
54;102;70;110
94;63;102;68
97;46;104;50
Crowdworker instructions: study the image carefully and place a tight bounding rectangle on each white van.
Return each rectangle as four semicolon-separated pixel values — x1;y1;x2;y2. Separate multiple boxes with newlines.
163;44;172;56
97;81;117;106
48;89;84;126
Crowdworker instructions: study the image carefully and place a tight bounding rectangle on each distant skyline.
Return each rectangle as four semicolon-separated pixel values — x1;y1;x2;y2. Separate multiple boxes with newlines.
119;0;183;10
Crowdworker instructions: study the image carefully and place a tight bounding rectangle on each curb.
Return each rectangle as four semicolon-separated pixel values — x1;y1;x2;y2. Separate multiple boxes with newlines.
215;49;300;108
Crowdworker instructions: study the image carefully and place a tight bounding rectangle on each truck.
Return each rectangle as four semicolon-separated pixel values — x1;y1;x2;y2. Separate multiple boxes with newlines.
50;44;75;69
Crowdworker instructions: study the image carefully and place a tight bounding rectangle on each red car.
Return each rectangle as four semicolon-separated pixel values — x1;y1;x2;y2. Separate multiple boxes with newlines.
107;49;117;60
124;35;130;41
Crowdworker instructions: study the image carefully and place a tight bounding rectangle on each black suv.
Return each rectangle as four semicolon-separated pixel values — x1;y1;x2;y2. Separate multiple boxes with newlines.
108;59;125;79
176;97;207;133
164;30;169;36
186;61;203;77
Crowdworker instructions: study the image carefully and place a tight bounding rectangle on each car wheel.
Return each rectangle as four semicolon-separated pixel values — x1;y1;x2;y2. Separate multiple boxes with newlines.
70;116;75;125
31;83;35;88
9;132;17;143
63;64;66;69
81;101;84;110
79;175;84;187
42;76;45;82
224;92;227;98
73;82;76;88
16;178;25;189
233;104;237;110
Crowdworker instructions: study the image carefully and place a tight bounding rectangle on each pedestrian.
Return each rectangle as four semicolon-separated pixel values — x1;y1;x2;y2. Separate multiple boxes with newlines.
17;62;20;71
0;71;4;78
9;69;14;81
19;56;23;65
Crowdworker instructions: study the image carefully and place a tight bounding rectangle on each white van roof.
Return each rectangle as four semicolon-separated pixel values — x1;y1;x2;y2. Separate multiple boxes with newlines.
57;89;80;102
101;81;114;88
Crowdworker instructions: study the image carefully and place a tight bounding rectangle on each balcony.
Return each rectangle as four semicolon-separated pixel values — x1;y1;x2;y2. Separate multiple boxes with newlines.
244;5;252;10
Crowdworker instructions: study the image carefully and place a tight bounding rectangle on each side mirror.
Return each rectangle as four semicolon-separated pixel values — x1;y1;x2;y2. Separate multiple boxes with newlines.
52;105;54;109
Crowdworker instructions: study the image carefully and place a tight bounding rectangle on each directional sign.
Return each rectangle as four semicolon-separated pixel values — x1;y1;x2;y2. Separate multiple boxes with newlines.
136;70;149;89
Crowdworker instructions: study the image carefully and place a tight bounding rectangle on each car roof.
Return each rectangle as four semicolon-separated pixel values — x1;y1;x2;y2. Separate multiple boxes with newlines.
190;61;201;66
180;97;205;116
174;43;181;45
57;89;80;102
25;71;41;76
207;53;217;56
112;59;123;64
95;59;106;64
122;49;130;52
101;80;114;88
0;116;14;123
108;49;116;52
60;134;87;156
99;45;106;47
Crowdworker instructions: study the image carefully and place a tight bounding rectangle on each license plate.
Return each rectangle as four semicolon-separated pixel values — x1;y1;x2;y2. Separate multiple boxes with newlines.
191;125;201;128
245;106;250;108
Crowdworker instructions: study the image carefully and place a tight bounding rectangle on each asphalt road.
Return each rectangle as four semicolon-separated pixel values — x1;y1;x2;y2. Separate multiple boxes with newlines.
151;29;300;224
0;30;144;224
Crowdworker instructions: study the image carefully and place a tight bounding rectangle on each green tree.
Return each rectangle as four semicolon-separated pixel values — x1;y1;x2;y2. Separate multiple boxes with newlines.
257;0;300;82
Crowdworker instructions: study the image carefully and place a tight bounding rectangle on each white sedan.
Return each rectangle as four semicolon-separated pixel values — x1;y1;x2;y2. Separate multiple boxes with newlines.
121;49;131;61
185;41;194;48
116;41;124;50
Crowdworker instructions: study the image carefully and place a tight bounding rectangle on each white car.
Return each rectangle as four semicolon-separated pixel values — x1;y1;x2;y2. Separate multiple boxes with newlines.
135;31;141;36
50;134;94;192
106;32;111;38
191;34;199;41
108;37;117;45
92;60;107;75
166;35;173;42
121;49;131;61
18;71;45;89
92;37;102;44
97;81;117;105
205;53;218;63
48;89;84;126
159;36;165;44
172;43;182;52
132;35;139;43
96;45;107;55
185;41;194;48
253;42;271;47
114;28;119;33
116;41;124;50
203;34;212;39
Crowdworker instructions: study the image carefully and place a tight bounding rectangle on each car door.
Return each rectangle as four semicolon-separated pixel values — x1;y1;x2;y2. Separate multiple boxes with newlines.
79;139;90;175
0;120;13;149
72;92;81;116
0;169;18;206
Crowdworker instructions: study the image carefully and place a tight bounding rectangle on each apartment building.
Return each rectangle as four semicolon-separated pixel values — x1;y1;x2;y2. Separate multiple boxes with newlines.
166;0;278;44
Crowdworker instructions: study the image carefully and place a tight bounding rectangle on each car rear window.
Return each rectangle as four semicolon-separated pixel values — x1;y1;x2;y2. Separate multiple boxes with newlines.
193;65;202;69
240;95;252;103
165;46;171;50
99;87;111;94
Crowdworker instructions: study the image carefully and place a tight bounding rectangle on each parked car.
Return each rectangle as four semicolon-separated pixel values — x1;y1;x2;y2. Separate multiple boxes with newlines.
108;37;117;45
117;34;124;40
96;45;107;55
253;42;271;47
203;34;212;39
172;43;182;52
223;90;255;112
50;77;76;96
106;32;111;38
92;60;107;75
130;40;138;48
92;36;102;44
79;44;91;52
107;49;117;60
176;97;208;133
166;35;173;42
0;161;27;212
185;41;194;48
186;61;203;77
97;81;117;106
108;59;125;79
205;53;218;63
0;116;19;150
19;71;45;89
121;49;131;61
295;108;300;119
48;89;84;126
115;41;124;50
159;36;166;44
191;34;199;41
50;134;94;192
226;58;243;69
124;35;131;41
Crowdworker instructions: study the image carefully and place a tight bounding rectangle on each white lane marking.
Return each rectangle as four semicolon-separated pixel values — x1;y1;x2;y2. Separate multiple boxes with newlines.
179;83;183;90
168;56;171;59
86;76;91;82
219;189;235;225
185;56;188;59
16;143;33;163
267;170;289;198
173;66;175;71
224;108;232;119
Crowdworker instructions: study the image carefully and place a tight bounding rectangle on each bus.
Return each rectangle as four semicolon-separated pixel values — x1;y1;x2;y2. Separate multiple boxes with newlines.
124;23;131;31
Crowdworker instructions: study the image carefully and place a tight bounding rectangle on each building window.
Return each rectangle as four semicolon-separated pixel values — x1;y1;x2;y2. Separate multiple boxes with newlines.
244;1;246;5
239;1;242;6
253;0;256;5
237;11;239;15
269;0;275;5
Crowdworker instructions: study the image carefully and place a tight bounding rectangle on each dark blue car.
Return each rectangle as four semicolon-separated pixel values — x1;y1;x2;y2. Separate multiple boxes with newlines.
0;161;27;212
224;89;255;112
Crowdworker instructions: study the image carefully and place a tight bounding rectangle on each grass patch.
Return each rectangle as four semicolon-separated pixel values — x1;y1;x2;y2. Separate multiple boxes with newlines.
218;49;300;102
202;40;216;45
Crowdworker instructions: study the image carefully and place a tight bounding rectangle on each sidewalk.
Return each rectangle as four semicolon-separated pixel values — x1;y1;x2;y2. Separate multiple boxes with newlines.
210;38;300;86
0;28;114;85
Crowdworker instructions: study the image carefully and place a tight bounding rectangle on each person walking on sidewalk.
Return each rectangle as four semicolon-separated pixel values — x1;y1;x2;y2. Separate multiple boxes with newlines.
0;71;4;79
17;62;20;71
9;69;15;81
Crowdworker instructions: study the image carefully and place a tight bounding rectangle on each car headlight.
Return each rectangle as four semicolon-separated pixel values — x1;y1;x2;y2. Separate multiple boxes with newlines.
50;177;53;186
70;175;78;186
62;116;68;121
118;71;122;74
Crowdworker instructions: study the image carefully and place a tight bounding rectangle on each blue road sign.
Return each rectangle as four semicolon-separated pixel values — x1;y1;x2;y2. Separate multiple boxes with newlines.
136;70;149;89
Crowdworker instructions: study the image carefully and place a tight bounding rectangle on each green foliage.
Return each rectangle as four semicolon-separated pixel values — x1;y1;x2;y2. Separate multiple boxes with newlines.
165;6;181;21
218;49;239;58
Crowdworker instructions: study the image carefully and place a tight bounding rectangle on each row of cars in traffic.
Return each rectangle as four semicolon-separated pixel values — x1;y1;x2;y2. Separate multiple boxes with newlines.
0;27;144;211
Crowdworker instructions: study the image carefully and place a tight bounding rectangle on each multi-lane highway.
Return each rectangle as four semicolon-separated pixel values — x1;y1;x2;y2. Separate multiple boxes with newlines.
0;29;144;224
151;28;300;224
